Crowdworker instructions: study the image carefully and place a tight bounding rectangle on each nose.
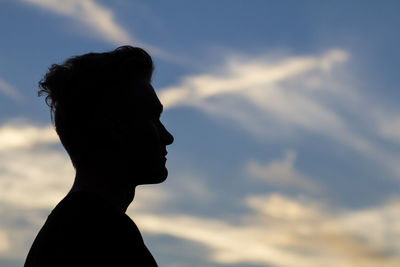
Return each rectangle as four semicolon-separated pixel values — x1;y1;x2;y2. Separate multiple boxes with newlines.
159;122;174;145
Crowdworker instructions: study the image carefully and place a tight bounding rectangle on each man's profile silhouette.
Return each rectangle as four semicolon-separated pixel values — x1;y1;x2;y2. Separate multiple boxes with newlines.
24;46;173;267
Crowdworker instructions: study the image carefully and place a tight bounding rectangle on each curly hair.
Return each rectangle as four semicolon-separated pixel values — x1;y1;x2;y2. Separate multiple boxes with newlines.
38;46;154;168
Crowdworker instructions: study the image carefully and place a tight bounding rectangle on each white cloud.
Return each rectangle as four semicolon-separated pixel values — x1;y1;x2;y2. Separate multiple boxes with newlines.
0;122;73;258
21;0;133;45
158;49;363;148
159;49;349;107
158;49;400;179
336;198;400;257
0;123;59;152
246;150;321;192
0;121;176;259
131;185;172;212
0;148;73;209
374;112;400;145
0;77;23;101
0;231;10;254
132;194;400;267
20;0;174;59
0;121;399;266
131;169;215;213
0;122;184;211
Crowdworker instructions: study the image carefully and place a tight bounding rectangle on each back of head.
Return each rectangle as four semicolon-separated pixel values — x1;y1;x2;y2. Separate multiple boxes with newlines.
39;46;154;169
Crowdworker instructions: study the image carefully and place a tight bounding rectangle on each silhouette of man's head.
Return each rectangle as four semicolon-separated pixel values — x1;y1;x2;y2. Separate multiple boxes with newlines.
39;46;174;186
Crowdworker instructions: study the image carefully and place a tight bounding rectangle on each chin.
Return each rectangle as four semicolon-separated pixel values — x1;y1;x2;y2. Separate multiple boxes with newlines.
152;168;168;184
139;167;168;185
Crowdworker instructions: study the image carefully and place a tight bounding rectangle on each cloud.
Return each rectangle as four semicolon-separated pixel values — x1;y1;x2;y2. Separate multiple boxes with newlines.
0;77;23;101
132;170;215;214
0;121;399;266
159;49;349;107
132;194;400;267
374;111;400;145
0;123;59;152
0;122;72;258
245;150;321;192
19;0;174;59
0;121;176;259
158;49;361;147
158;49;400;179
0;231;10;254
0;148;73;209
0;204;46;259
21;0;133;45
131;186;172;212
0;122;184;211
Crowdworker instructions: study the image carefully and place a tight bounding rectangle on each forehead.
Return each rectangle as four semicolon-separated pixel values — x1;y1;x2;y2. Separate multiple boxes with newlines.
130;80;163;115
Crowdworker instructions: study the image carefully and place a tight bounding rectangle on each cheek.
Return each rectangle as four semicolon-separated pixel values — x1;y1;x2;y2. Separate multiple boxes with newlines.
132;126;161;154
115;120;162;158
143;122;162;146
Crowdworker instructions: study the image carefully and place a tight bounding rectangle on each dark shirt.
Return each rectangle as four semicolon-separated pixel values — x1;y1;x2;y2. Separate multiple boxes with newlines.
24;191;157;267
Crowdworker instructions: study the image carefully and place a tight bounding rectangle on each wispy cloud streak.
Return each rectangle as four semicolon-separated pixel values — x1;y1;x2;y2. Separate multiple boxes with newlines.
21;0;133;45
158;49;358;147
159;49;349;108
20;0;173;59
133;194;400;267
0;123;58;152
0;77;23;101
246;150;322;192
158;49;400;178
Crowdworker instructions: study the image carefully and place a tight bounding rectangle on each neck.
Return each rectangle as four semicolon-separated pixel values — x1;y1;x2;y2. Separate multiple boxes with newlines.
69;167;136;213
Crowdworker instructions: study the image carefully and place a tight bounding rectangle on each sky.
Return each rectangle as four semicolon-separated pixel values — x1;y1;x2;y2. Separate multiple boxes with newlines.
0;0;400;266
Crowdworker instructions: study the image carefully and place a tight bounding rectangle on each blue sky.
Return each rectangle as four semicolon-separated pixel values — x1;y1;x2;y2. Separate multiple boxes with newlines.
1;1;400;266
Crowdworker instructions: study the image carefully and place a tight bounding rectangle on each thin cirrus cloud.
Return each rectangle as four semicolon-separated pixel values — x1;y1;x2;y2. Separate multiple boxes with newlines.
131;193;400;267
159;49;350;107
158;49;358;146
158;49;362;147
19;0;169;58
374;111;400;145
21;0;133;44
0;77;23;101
245;150;322;193
158;48;400;178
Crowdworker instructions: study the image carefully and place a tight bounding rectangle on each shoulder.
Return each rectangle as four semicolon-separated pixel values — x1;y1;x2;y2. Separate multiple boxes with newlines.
25;191;158;266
